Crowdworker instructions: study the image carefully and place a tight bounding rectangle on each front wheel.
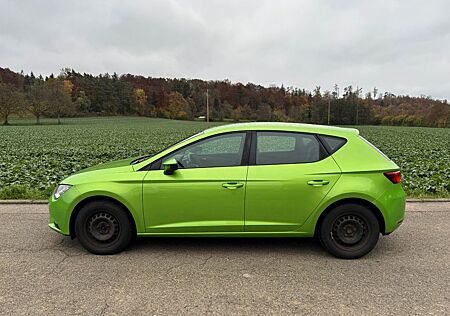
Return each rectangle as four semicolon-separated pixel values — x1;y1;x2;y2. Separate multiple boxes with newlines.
74;200;133;255
319;203;380;259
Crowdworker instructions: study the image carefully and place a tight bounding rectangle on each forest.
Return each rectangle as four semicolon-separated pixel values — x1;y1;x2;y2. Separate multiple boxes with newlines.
0;66;448;127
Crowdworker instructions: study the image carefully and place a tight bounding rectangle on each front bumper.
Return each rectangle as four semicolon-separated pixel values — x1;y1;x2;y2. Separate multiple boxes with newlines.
48;186;80;236
48;222;68;235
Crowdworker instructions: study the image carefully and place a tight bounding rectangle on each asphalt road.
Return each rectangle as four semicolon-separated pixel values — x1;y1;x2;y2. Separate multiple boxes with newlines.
0;203;449;315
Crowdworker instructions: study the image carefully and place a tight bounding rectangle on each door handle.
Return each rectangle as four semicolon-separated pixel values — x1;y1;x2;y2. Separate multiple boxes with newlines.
222;182;244;189
307;180;330;186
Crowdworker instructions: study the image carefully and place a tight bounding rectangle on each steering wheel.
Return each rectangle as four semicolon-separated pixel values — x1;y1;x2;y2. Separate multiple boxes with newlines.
180;150;200;168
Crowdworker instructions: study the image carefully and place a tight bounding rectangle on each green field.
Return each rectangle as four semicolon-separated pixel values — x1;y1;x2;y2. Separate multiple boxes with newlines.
0;117;449;199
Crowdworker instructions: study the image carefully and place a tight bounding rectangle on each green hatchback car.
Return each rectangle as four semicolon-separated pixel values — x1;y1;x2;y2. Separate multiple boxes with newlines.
49;122;405;259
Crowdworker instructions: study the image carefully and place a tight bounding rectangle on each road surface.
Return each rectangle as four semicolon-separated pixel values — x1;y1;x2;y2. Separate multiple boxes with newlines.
0;202;449;315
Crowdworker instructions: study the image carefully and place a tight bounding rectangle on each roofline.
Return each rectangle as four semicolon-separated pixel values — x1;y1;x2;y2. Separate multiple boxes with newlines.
203;122;359;137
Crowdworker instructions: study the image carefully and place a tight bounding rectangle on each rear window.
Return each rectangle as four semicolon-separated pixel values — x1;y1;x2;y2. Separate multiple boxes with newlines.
319;135;347;154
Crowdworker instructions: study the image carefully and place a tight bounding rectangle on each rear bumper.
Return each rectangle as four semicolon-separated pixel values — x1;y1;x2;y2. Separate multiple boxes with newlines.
376;185;406;234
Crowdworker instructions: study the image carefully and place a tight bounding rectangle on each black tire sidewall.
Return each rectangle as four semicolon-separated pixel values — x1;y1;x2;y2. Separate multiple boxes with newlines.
319;203;380;259
75;201;133;255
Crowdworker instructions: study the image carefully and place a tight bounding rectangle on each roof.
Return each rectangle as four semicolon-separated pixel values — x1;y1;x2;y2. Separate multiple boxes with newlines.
203;122;359;137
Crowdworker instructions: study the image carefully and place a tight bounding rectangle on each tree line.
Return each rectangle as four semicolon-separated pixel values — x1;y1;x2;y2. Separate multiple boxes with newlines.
0;67;448;127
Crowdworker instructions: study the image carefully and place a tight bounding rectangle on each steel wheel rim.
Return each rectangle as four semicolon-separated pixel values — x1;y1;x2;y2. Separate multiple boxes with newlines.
87;211;120;243
331;214;368;247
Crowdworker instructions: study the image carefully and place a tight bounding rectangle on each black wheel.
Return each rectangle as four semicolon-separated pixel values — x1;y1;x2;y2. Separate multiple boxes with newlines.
318;203;380;259
74;200;133;255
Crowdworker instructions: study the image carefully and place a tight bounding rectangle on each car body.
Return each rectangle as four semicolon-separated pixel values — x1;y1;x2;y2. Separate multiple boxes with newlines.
49;122;405;258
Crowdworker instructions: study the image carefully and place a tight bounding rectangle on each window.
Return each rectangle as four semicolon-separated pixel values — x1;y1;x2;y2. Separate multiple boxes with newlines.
319;135;347;154
161;132;247;169
256;132;323;165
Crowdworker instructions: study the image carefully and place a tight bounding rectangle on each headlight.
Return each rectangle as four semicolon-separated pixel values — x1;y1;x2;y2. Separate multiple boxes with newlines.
54;184;72;200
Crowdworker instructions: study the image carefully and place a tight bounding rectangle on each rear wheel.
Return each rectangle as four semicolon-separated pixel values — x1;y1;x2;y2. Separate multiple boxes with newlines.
319;203;380;259
74;200;133;255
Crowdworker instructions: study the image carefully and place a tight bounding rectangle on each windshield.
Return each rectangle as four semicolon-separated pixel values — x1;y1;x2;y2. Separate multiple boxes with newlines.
130;131;204;165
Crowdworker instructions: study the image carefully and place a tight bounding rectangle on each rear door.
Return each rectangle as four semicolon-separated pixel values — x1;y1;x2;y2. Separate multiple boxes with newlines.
245;131;341;232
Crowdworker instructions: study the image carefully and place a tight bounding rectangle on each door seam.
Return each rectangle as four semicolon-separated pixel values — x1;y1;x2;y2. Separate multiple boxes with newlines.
243;165;249;232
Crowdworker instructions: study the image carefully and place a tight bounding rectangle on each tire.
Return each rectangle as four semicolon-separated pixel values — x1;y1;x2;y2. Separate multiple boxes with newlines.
318;203;380;259
74;200;133;255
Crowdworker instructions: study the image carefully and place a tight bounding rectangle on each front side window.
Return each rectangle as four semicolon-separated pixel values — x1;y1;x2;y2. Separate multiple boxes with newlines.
162;132;247;169
256;131;323;165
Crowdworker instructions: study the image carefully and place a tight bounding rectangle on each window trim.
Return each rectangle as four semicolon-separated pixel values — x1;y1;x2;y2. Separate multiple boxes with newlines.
316;134;347;155
146;131;252;171
249;130;329;166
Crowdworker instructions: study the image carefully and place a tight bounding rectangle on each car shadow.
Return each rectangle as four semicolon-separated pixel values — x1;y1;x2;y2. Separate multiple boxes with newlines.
128;236;326;257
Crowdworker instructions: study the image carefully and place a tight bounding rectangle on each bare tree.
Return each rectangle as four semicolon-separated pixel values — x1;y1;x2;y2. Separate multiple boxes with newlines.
27;82;49;124
0;83;24;125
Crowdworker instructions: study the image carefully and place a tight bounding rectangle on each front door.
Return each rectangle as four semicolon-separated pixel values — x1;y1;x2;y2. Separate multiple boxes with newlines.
143;132;249;233
245;131;341;232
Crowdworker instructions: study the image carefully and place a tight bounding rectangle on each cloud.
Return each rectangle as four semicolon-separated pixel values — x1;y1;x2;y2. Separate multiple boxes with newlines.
1;0;449;99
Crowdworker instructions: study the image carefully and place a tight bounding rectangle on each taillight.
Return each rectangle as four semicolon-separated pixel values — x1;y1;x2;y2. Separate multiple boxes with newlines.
384;171;401;184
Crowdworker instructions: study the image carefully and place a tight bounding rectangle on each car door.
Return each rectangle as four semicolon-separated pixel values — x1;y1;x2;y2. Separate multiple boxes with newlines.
142;132;249;233
245;131;341;232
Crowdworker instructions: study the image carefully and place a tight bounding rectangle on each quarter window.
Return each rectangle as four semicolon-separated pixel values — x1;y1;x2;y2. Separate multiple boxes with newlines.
319;135;347;154
256;132;323;165
161;132;247;169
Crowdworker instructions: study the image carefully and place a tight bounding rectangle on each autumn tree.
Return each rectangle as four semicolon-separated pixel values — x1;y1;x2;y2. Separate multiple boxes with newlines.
46;78;73;124
0;83;24;125
163;92;192;120
62;79;74;97
133;88;148;116
241;104;255;120
74;91;91;113
272;107;289;122
231;106;243;121
256;104;272;121
426;103;449;127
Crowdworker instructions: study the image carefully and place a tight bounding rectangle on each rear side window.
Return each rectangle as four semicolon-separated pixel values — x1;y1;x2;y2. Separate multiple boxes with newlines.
256;132;324;165
319;135;347;154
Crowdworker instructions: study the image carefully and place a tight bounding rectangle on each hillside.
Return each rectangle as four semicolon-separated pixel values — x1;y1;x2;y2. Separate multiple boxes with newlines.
0;67;449;127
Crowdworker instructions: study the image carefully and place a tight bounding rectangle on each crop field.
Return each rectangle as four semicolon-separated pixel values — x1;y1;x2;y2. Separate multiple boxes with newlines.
0;117;449;199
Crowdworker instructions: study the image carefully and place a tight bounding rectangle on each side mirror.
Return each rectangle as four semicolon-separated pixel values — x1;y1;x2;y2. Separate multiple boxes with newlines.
162;158;179;175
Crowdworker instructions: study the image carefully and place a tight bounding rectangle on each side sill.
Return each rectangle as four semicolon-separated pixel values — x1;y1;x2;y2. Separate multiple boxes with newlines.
136;231;312;237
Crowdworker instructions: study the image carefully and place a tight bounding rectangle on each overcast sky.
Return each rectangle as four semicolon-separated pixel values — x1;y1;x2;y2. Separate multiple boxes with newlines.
1;0;449;99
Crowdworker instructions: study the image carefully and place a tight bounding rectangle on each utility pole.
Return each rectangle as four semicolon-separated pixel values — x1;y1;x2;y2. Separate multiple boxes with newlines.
355;86;361;125
327;97;331;125
206;88;209;123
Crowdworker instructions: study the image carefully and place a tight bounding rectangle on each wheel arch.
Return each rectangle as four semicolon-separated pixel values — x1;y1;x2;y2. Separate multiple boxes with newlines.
314;197;386;236
69;195;137;238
